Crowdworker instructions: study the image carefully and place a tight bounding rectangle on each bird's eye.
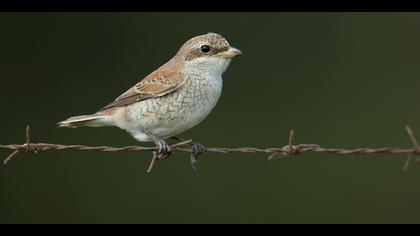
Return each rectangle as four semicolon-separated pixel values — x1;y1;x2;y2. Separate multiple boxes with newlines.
200;45;211;53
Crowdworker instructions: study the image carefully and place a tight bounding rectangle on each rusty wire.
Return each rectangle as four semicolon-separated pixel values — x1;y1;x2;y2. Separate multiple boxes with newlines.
1;125;420;171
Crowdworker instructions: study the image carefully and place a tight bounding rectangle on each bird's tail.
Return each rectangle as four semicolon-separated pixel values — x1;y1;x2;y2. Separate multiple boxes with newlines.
58;114;110;128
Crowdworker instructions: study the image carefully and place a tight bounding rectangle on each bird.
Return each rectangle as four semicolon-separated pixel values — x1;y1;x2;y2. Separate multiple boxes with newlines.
58;32;242;170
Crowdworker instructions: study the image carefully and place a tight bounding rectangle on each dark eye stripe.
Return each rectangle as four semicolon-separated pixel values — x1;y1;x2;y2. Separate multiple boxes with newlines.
212;46;229;55
185;46;230;61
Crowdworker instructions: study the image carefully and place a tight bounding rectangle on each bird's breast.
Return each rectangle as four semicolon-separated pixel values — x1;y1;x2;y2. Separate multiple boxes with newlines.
168;73;223;123
122;73;223;139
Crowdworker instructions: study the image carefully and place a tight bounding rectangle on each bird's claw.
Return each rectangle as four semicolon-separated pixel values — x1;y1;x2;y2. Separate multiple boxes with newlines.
190;141;205;170
154;139;172;160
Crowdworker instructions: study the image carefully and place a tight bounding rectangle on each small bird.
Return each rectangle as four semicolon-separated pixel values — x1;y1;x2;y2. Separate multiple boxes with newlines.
58;32;242;170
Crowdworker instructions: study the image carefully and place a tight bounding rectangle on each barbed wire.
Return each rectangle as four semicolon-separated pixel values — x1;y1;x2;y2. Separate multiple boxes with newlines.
1;125;420;172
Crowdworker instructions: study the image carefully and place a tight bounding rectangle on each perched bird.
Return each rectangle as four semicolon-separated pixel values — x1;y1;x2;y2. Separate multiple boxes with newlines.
58;32;242;170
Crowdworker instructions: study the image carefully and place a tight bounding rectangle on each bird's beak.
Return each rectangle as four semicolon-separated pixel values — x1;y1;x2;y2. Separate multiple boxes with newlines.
216;46;243;59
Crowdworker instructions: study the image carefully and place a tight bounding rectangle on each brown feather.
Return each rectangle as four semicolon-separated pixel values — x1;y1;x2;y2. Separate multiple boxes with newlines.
99;67;185;111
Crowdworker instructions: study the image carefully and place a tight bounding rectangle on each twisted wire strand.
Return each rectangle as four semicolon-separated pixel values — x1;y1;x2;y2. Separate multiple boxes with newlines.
1;126;420;171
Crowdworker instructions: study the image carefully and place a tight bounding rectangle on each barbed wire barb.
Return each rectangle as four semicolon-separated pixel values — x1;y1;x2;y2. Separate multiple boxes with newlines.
1;125;420;171
404;126;419;171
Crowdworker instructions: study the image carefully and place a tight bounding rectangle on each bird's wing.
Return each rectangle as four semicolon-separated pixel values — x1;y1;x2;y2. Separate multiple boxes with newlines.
99;67;185;111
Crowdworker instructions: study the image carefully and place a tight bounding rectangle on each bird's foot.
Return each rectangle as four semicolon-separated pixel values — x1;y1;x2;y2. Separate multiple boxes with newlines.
190;141;205;170
144;130;172;173
171;136;205;170
154;138;172;160
144;130;172;160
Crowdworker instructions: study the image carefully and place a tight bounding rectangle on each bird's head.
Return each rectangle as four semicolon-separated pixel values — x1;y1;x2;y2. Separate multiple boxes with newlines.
175;33;242;75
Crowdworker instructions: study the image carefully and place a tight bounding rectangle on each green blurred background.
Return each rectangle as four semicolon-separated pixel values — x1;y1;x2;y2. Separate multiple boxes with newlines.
1;12;420;224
